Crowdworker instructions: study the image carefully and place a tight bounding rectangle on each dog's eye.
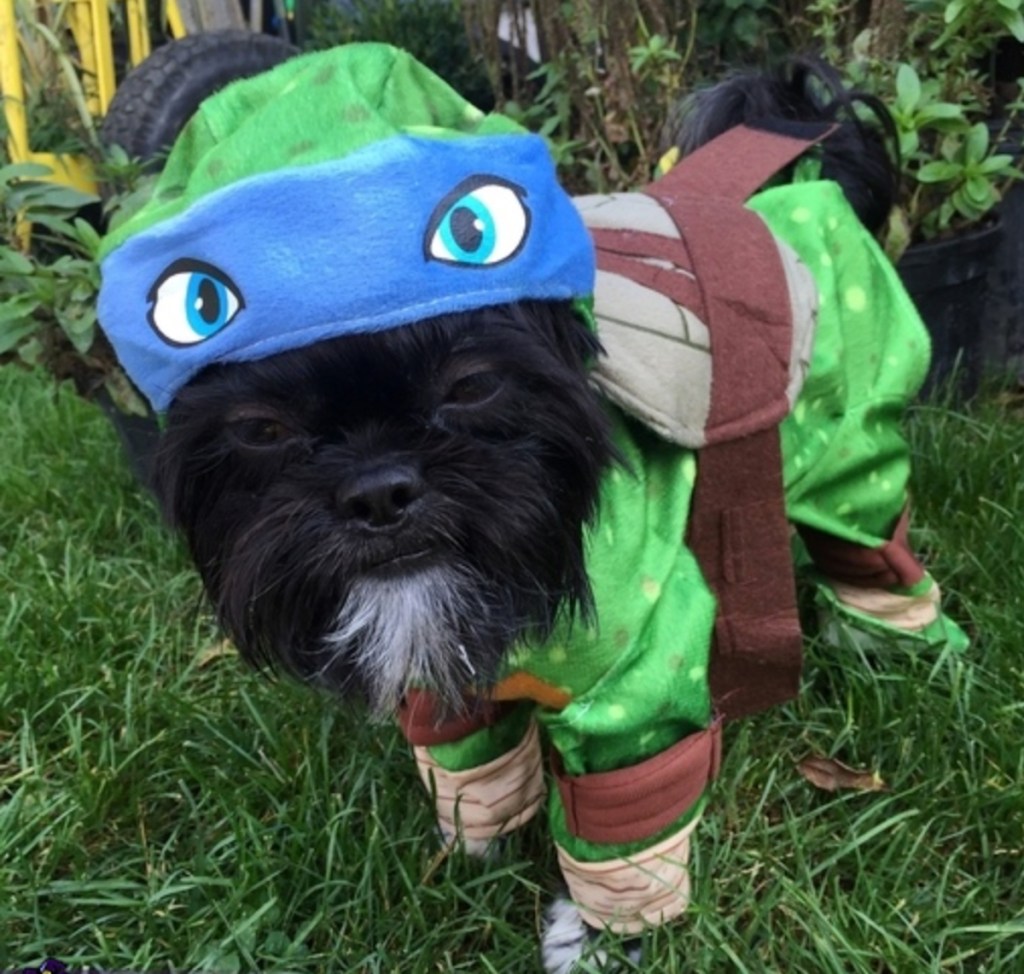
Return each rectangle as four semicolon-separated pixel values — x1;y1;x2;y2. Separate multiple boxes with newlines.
147;259;244;346
442;371;503;408
228;417;296;449
425;177;529;267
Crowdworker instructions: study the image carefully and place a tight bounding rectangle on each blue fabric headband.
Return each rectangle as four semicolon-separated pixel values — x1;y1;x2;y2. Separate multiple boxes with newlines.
98;132;595;411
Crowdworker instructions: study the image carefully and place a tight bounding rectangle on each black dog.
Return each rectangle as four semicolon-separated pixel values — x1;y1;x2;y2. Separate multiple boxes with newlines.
118;49;964;974
153;300;615;717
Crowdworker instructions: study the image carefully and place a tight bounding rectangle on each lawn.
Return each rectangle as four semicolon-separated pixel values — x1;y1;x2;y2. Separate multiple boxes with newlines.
1;363;1022;972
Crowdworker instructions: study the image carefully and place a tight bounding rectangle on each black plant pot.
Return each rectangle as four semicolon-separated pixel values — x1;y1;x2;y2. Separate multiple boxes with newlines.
897;219;1003;397
983;119;1024;382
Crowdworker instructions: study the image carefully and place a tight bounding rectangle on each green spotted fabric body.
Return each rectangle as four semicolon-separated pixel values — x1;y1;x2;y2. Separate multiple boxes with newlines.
425;176;965;863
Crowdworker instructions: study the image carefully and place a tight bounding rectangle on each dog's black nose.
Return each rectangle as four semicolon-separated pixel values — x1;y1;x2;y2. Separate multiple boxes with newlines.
336;464;424;527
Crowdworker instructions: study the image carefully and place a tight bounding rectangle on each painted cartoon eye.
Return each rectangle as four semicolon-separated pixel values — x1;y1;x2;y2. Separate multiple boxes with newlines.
425;176;530;267
147;259;244;346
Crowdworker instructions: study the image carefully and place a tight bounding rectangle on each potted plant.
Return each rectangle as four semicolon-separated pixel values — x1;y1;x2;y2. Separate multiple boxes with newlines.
805;0;1024;390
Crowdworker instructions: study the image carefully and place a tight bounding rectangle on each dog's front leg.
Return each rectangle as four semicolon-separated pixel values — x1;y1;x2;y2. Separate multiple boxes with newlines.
539;717;721;972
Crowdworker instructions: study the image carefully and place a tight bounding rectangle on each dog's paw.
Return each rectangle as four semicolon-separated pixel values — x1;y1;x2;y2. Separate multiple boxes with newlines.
541;896;642;973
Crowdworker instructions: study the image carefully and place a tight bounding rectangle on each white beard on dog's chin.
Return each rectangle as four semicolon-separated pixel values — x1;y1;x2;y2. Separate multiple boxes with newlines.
541;897;642;973
319;564;490;716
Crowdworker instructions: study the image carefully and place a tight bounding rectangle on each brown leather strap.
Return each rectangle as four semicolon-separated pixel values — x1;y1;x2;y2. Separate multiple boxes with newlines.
553;716;723;846
653;122;836;203
798;506;927;589
646;125;822;719
589;227;706;315
396;689;517;747
688;437;804;718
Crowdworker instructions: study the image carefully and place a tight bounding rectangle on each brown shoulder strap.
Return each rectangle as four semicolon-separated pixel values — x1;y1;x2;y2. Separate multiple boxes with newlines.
647;124;834;719
653;122;835;203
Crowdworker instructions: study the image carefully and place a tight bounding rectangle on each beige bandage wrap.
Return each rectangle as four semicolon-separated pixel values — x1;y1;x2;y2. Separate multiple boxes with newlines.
413;719;546;841
556;814;701;935
828;577;940;631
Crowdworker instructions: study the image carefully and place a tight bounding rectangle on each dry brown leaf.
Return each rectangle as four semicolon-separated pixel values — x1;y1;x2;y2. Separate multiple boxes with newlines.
797;754;887;793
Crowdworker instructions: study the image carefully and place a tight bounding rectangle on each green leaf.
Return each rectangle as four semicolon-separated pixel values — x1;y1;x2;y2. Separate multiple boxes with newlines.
899;130;920;159
964;175;996;208
916;103;968;125
917;160;963;183
964;123;990;162
17;336;43;365
979;153;1017;175
0;162;54;185
0;295;42;325
102;369;151;417
1003;8;1024;40
27;213;83;242
9;182;99;212
0;250;35;275
72;218;103;258
945;0;966;20
895;64;922;111
0;318;38;355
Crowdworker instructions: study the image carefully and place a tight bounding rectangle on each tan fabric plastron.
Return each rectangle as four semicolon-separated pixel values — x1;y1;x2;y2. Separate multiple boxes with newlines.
827;578;940;630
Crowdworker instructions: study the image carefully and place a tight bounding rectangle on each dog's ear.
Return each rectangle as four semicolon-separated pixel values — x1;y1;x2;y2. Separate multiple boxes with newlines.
150;423;189;530
149;386;233;536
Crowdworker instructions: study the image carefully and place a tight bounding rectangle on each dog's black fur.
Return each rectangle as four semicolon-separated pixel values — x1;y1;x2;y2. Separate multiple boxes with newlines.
154;300;616;715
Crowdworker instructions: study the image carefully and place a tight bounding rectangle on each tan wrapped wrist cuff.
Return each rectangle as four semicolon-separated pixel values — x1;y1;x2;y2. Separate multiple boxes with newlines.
557;815;701;935
413;719;546;841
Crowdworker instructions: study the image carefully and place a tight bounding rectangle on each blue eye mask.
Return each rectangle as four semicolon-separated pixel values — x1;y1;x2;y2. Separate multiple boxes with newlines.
98;131;594;412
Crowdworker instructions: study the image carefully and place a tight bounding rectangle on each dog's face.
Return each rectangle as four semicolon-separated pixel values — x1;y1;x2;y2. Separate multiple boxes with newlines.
153;300;614;714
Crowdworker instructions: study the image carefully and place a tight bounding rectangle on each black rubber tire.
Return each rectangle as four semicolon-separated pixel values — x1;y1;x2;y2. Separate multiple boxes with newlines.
100;30;296;163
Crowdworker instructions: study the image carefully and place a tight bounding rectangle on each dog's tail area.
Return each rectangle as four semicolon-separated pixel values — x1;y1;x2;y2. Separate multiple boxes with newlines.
665;57;899;235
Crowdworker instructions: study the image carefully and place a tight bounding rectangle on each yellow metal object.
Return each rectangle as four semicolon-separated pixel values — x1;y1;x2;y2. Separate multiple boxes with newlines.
1;0;190;175
0;0;199;248
1;0;30;165
166;0;188;40
125;0;153;65
68;0;116;117
25;150;97;194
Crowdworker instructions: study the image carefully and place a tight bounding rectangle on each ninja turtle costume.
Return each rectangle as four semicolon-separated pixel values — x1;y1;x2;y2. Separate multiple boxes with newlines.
95;44;967;936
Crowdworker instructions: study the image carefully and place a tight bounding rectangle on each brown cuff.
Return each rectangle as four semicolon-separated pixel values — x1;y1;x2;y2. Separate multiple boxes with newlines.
553;717;722;846
798;507;927;590
396;689;518;747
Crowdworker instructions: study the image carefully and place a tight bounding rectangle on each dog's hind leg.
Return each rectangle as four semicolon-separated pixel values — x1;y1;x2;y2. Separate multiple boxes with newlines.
746;182;969;656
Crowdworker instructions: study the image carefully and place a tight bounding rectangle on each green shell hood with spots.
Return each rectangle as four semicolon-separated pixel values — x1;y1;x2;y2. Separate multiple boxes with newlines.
100;43;524;257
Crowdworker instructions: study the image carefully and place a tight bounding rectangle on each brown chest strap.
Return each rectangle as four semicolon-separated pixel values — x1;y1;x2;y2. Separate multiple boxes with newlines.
604;124;834;719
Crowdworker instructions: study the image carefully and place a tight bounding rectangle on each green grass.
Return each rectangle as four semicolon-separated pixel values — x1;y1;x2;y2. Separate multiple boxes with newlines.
2;364;1022;972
